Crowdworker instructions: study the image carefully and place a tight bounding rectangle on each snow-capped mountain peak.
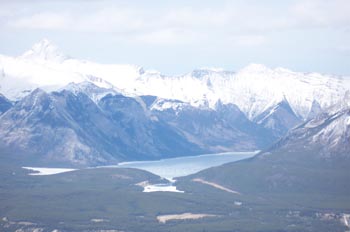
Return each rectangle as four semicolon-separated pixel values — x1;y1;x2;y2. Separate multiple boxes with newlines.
0;39;144;100
20;38;67;62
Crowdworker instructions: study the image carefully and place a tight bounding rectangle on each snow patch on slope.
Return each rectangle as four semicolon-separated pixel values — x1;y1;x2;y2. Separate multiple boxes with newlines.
150;98;187;112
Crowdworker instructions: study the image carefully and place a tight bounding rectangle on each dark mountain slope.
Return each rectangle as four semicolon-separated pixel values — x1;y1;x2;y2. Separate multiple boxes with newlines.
98;93;204;159
0;93;12;114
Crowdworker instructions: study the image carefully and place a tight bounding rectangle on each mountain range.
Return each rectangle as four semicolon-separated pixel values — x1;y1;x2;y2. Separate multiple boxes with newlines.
1;39;350;166
2;39;350;118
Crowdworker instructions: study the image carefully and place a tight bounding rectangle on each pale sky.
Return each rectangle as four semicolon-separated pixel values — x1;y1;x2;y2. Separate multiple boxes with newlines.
0;0;349;75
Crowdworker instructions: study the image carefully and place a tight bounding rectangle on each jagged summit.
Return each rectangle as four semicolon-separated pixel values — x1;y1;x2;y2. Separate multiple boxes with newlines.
253;98;301;137
20;38;67;62
307;100;322;120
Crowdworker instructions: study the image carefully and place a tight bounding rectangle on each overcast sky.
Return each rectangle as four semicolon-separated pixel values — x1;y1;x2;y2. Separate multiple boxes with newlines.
0;0;349;75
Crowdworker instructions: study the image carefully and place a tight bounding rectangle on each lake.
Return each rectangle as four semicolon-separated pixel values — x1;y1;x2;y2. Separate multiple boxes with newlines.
113;151;258;180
